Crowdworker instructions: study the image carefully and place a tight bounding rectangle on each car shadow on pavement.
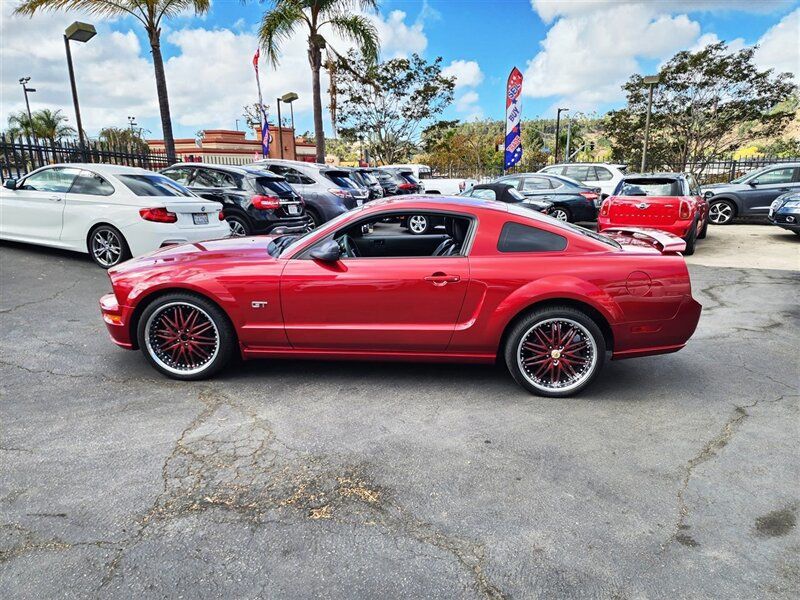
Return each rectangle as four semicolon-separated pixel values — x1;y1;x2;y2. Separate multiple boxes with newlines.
0;239;93;266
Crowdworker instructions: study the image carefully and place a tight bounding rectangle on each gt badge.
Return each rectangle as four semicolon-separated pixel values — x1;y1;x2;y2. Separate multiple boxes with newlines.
251;301;268;309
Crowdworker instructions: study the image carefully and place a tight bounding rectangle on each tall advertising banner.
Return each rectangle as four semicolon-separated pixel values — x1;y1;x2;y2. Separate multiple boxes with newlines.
504;67;523;172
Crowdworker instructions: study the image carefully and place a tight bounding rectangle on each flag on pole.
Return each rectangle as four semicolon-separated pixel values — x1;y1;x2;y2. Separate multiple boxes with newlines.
253;48;269;157
504;67;523;171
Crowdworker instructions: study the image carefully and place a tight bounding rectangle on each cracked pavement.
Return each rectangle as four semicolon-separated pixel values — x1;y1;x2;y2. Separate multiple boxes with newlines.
1;232;798;599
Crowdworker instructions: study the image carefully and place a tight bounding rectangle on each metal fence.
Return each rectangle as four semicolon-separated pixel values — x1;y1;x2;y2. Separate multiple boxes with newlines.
0;134;174;182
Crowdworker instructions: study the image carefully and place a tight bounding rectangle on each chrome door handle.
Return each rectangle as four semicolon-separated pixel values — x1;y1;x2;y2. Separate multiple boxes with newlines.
424;273;460;286
49;196;62;202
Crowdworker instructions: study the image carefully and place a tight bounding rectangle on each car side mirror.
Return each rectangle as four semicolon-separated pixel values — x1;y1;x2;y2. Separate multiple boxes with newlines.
3;178;17;190
309;239;341;263
748;180;758;187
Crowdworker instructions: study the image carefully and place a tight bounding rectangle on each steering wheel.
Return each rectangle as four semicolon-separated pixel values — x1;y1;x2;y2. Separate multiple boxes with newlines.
338;234;360;258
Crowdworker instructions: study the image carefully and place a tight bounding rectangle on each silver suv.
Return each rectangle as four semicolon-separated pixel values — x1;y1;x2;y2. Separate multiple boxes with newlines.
253;159;369;227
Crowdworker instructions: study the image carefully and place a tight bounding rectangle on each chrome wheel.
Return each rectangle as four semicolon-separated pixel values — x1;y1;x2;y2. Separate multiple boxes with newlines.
551;208;569;222
91;228;123;267
517;318;598;394
708;201;734;224
145;302;220;376
408;215;428;234
227;218;248;237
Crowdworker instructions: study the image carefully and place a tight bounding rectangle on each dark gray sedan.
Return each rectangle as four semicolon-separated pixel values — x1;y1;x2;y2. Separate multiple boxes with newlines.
700;162;800;224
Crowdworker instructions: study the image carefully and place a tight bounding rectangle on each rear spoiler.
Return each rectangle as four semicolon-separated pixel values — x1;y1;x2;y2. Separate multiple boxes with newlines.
602;227;686;254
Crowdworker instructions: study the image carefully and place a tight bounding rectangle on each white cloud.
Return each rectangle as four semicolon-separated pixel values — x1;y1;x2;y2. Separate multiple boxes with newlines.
523;3;700;107
369;10;427;59
442;60;484;88
455;90;483;120
687;32;746;53
753;8;800;78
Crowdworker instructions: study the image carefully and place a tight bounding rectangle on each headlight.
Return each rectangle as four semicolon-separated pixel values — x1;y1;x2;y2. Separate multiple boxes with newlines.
783;200;800;210
703;190;714;198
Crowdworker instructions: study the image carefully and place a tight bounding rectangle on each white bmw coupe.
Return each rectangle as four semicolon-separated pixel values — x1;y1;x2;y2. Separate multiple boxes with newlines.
0;164;229;268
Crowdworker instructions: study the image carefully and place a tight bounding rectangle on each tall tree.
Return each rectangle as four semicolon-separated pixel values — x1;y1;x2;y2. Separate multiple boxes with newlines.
603;42;797;173
98;126;149;151
258;0;380;163
14;0;211;164
334;50;455;164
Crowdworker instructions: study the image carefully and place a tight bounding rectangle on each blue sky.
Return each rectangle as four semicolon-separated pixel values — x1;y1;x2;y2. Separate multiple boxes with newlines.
2;1;798;139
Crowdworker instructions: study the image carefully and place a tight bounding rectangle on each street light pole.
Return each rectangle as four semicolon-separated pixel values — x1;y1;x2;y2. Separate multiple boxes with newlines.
641;75;660;173
565;116;572;164
276;97;284;159
19;77;37;142
63;22;96;158
128;116;137;133
280;92;299;160
554;107;569;163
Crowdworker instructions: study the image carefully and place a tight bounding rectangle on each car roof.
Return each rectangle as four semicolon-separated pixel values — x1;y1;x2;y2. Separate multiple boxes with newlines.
173;162;281;178
545;162;627;168
622;172;686;179
43;163;151;175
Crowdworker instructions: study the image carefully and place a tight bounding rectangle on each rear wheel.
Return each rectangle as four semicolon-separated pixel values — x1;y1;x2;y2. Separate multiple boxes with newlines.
504;306;606;397
226;214;250;237
306;208;323;229
550;206;571;222
708;199;735;225
88;224;131;269
683;219;698;255
137;293;236;380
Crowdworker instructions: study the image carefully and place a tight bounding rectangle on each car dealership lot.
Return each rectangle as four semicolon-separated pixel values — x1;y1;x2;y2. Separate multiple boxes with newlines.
1;228;798;599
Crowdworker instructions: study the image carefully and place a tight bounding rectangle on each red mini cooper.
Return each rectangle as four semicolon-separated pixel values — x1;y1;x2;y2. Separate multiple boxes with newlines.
597;173;709;255
99;197;702;397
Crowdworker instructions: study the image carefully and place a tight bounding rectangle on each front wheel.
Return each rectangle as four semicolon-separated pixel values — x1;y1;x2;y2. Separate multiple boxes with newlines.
89;224;131;269
407;214;432;234
708;199;735;225
137;293;236;380
504;306;606;397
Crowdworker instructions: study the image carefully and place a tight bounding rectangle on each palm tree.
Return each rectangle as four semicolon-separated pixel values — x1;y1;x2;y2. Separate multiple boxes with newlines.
33;108;77;142
7;108;75;142
14;0;210;164
259;0;380;163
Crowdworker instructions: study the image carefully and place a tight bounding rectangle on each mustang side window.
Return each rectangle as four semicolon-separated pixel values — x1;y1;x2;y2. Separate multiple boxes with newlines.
497;221;567;253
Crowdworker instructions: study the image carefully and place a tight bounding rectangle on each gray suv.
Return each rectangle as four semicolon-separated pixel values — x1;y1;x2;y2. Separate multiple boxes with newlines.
700;163;800;224
253;159;369;227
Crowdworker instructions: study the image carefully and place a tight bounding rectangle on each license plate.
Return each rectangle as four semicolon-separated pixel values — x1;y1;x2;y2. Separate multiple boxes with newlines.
287;205;300;215
192;213;209;225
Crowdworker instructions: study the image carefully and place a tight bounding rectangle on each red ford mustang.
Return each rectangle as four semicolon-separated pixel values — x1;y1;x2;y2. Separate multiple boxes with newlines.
598;173;709;255
99;197;702;397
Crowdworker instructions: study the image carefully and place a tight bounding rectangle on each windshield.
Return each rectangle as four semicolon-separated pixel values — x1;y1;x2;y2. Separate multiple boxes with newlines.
254;177;296;197
398;172;420;184
616;178;681;196
269;207;365;258
118;174;195;197
359;171;378;185
325;171;360;189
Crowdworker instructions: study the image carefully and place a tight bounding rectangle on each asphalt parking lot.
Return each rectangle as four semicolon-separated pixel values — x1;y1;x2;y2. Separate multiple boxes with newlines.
1;224;798;599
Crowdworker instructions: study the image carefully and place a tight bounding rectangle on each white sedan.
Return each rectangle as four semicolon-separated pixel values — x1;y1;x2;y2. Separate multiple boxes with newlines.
0;164;229;268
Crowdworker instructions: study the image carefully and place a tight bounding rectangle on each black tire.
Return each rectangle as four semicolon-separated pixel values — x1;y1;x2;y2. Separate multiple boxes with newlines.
698;217;708;239
137;292;236;381
683;218;698;256
708;199;735;225
407;214;432;234
88;224;131;269
504;306;606;397
550;206;572;222
306;208;323;229
225;214;250;237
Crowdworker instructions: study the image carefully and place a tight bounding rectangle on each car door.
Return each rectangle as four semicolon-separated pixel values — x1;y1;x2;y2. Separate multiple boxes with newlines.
520;176;555;201
0;167;78;242
60;169;118;250
190;168;237;203
280;215;471;352
740;166;797;213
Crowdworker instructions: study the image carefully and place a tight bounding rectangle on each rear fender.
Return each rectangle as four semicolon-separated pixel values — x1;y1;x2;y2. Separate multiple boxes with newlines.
490;275;623;335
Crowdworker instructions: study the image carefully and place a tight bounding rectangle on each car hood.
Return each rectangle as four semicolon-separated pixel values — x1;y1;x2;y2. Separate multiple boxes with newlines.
109;235;278;277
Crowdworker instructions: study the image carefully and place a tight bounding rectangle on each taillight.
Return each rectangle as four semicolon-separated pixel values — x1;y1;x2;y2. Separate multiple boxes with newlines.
600;200;610;216
579;192;599;203
679;200;691;219
139;207;177;223
397;182;415;190
328;188;352;199
218;211;225;220
251;195;281;210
